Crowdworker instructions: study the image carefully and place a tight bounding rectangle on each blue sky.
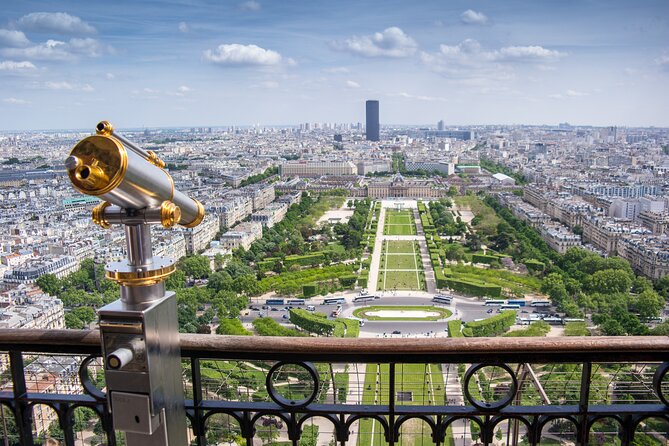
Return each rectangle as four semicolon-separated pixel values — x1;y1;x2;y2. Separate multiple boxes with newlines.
0;0;667;130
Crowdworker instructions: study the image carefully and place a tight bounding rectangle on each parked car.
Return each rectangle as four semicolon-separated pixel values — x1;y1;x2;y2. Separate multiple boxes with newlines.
392;330;401;335
282;314;289;319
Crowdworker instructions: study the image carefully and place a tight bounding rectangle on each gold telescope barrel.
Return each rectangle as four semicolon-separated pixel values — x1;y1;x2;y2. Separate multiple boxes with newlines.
64;121;204;228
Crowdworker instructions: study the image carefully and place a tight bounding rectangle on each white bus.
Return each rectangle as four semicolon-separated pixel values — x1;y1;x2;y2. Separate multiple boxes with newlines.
484;300;505;306
500;304;521;310
353;295;377;303
287;299;305;306
530;300;551;307
324;297;345;305
432;296;452;305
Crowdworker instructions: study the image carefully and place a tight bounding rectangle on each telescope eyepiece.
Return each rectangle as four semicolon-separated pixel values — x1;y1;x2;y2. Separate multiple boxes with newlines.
96;120;114;136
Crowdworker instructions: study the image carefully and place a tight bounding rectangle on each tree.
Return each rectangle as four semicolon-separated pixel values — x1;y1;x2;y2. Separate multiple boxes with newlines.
634;290;665;319
655;275;669;299
71;307;96;326
179;255;211;279
65;312;85;329
589;269;632;294
36;274;61;296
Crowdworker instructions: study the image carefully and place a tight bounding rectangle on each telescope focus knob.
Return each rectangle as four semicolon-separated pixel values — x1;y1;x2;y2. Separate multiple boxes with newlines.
107;347;134;370
160;201;181;228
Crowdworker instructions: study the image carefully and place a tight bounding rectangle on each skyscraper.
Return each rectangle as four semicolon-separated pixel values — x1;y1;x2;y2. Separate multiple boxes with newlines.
437;120;445;131
366;100;379;142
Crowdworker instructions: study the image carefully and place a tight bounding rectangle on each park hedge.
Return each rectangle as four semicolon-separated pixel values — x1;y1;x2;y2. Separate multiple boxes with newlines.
523;259;546;272
303;283;317;297
465;310;516;337
338;275;358;288
284;252;325;268
448;320;464;337
358;276;368;288
289;309;336;336
472;254;499;265
444;278;502;298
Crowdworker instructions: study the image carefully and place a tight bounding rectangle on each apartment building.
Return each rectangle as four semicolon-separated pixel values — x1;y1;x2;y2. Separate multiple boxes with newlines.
182;215;220;255
3;255;79;284
219;221;263;251
617;235;669;280
251;202;288;228
279;161;357;178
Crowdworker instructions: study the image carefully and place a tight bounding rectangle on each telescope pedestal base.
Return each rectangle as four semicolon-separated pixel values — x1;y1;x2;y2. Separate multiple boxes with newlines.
99;292;187;446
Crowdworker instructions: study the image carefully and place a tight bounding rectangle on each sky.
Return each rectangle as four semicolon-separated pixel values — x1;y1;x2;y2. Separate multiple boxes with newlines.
0;0;668;130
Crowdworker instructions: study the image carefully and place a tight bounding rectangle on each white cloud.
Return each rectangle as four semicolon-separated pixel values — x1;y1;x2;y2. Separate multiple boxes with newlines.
178;22;189;33
655;54;669;72
392;92;446;102
238;1;261;11
323;67;350;74
0;29;30;48
178;85;191;93
345;80;360;88
0;60;36;72
461;10;488;25
331;27;417;58
420;39;564;83
566;89;588;97
496;46;564;62
106;72;115;80
3;97;29;104
204;43;283;66
1;37;111;61
17;12;96;35
259;80;278;88
548;93;564;99
42;81;94;92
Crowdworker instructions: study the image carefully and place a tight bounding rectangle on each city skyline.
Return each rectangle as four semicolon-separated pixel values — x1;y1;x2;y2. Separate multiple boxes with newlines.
0;0;668;131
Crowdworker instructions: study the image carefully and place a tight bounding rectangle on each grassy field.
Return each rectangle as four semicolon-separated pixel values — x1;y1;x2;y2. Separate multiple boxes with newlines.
453;195;501;236
383;209;417;236
357;364;453;446
352;305;452;321
447;264;542;295
384;254;418;269
378;240;425;291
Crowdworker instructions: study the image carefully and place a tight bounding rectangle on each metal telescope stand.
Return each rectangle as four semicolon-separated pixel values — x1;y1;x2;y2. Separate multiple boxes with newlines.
98;221;187;445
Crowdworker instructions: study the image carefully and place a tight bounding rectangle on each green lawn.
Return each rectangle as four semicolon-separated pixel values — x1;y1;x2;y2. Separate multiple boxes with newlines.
379;240;424;290
382;270;423;290
385;240;416;253
384;224;416;236
352;305;452;321
383;209;416;236
384;254;418;270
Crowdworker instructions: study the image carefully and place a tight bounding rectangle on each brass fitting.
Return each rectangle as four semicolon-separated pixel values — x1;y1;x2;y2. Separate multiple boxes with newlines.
92;202;112;229
160;201;182;228
147;150;166;169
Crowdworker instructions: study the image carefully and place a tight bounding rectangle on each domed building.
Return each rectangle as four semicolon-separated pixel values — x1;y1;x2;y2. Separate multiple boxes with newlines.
366;171;446;198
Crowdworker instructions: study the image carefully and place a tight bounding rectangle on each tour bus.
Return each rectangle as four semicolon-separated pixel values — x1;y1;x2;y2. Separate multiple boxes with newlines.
287;299;305;306
353;295;377;303
324;297;346;305
484;300;505;306
432;295;452;305
507;299;527;307
500;304;521;310
563;318;585;323
265;299;285;306
544;317;564;325
530;300;551;307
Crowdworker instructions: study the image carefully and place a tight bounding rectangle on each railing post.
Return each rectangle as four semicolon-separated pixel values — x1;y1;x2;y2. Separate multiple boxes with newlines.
578;362;592;446
388;363;395;446
9;351;34;446
190;357;206;446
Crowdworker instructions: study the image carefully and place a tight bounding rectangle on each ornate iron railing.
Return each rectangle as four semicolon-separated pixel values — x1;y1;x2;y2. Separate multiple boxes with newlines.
0;329;668;446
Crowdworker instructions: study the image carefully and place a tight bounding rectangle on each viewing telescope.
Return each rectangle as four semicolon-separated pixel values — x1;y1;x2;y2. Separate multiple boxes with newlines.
65;120;204;229
64;121;194;445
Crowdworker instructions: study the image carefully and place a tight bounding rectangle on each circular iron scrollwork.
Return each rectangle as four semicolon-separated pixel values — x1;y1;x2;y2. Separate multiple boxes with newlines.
463;363;518;411
653;362;669;406
266;361;319;408
79;355;106;400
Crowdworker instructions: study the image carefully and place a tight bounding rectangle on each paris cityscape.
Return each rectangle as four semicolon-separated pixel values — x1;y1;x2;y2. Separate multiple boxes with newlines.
0;1;668;445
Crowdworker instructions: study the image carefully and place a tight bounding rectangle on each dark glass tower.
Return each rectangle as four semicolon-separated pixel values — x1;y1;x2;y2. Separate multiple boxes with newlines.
365;100;380;142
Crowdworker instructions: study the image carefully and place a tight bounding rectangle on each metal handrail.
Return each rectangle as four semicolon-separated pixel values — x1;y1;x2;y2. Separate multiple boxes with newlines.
1;329;668;362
